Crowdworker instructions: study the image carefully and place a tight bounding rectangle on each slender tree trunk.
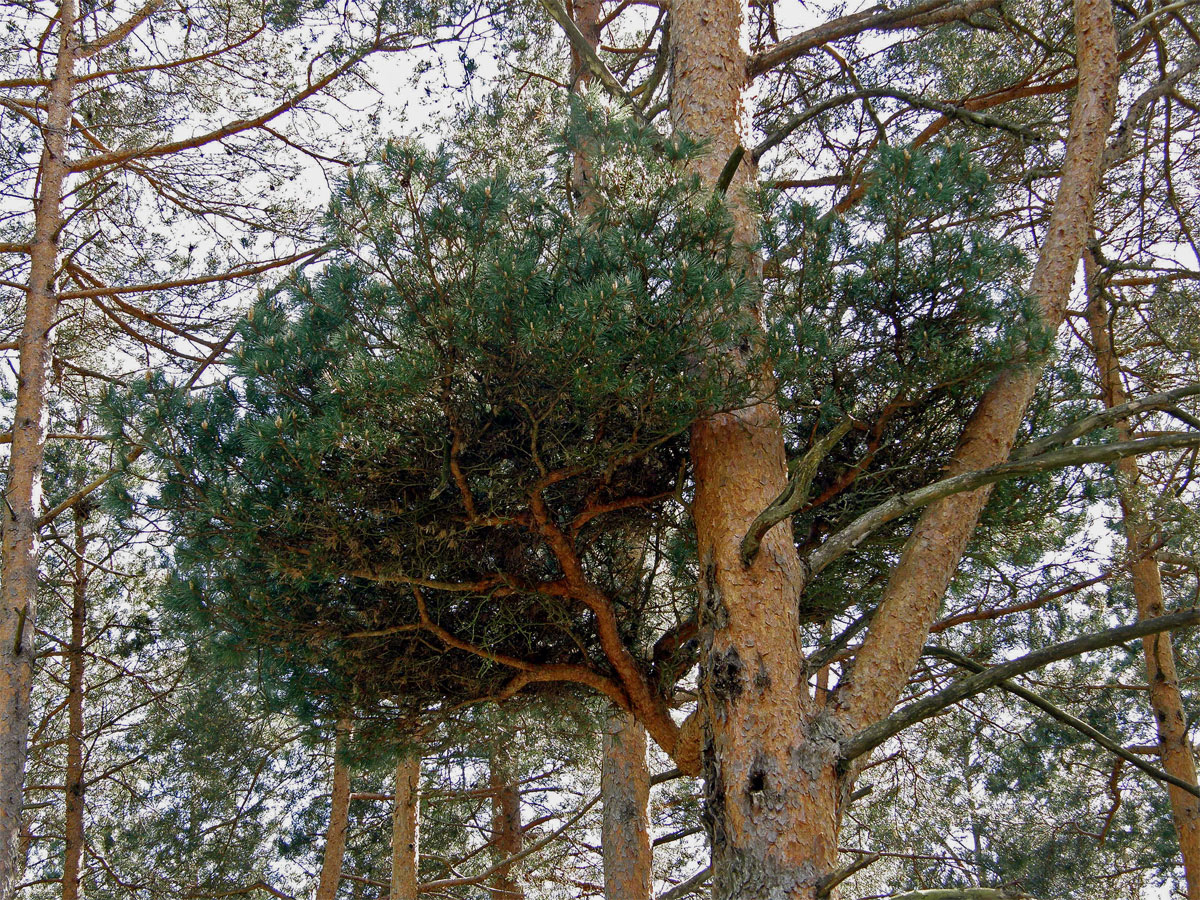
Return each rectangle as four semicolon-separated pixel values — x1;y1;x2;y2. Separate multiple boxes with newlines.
0;4;77;895
488;746;522;900
1086;260;1200;899
391;752;420;900
572;11;657;892
834;0;1119;735
316;718;353;900
671;3;840;897
62;506;89;900
568;0;603;207
571;11;659;887
602;709;652;900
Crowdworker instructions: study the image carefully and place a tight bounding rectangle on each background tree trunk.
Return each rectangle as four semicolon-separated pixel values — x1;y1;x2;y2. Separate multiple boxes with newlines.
1086;257;1200;899
61;506;89;900
316;718;353;900
391;752;420;900
489;746;522;900
0;4;77;895
602;708;651;900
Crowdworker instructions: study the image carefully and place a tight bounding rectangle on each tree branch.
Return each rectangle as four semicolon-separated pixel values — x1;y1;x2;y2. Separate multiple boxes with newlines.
656;865;711;900
839;607;1200;764
69;51;373;173
877;892;1036;900
748;0;999;77
753;88;1041;162
538;0;649;124
816;851;882;897
741;417;852;565
419;792;600;891
807;431;1200;580
928;646;1200;797
78;0;162;56
1013;383;1200;459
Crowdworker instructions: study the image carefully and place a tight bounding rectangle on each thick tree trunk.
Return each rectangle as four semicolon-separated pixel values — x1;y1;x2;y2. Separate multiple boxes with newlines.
392;752;420;900
602;709;652;900
834;0;1119;735
670;3;841;897
488;746;522;900
316;718;353;900
1086;262;1200;899
62;507;89;900
0;4;76;895
667;0;1120;894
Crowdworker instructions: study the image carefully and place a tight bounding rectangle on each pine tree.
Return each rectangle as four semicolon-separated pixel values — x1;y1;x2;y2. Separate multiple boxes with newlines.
58;0;1200;896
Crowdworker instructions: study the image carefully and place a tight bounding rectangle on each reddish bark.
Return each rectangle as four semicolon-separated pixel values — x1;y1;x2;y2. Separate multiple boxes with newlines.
316;719;353;900
489;746;522;900
671;2;839;896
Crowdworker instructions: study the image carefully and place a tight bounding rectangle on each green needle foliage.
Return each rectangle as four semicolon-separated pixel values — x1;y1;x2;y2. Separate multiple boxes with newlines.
109;105;1051;730
108;105;755;723
763;142;1053;617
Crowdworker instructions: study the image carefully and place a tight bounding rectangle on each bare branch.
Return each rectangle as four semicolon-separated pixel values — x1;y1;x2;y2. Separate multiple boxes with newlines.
748;0;999;77
69;52;373;173
419;792;600;891
78;0;162;56
753;87;1042;162
816;851;882;897
741;417;852;566
656;865;711;900
840;608;1200;764
807;431;1200;579
929;646;1200;797
1014;383;1200;459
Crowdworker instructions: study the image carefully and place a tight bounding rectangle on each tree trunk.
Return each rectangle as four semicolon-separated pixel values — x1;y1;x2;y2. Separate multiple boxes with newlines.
667;0;1121;895
0;3;76;894
568;0;603;206
392;752;420;900
670;2;841;897
1086;259;1200;899
316;718;353;900
602;708;652;900
488;746;522;900
834;0;1119;736
62;506;89;900
575;23;659;895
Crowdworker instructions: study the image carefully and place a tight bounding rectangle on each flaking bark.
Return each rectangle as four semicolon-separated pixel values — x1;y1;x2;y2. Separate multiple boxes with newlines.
671;2;839;896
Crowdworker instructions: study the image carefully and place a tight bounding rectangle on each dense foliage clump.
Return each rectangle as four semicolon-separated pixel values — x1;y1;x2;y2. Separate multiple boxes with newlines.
110;111;756;720
110;109;1051;726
